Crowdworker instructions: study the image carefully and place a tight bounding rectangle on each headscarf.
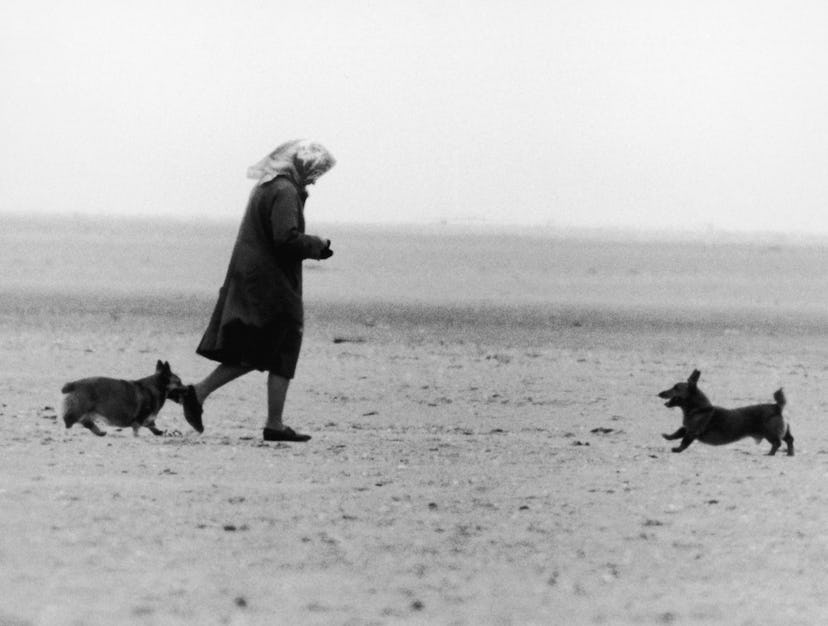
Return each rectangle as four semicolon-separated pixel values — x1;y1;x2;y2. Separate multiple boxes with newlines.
246;139;336;187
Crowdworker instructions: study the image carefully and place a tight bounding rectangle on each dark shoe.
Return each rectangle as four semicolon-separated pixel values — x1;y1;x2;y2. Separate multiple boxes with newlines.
182;385;204;433
263;426;311;442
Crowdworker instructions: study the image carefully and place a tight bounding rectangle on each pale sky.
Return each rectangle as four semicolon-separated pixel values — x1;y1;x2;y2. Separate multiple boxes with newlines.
1;0;827;233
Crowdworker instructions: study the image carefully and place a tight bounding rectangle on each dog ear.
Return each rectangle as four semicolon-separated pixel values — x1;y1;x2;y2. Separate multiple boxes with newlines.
688;369;701;386
156;359;164;372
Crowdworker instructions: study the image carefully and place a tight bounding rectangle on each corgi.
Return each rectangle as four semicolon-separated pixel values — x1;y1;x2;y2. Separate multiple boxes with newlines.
61;360;183;437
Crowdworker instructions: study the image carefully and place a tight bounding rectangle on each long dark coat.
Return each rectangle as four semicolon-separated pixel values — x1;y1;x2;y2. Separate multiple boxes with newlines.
196;175;328;368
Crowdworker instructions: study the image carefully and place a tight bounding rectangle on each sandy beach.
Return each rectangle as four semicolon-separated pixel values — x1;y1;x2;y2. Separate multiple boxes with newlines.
2;216;828;625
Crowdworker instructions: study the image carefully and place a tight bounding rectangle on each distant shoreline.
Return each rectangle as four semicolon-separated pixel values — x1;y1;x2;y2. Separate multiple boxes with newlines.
3;289;828;341
4;213;828;323
2;211;827;246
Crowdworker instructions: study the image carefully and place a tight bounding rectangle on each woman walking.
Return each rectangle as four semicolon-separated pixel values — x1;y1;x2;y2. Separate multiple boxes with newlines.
180;139;336;442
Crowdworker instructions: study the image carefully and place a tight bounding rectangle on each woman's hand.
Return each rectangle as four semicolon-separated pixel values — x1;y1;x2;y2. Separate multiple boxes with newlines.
319;239;334;259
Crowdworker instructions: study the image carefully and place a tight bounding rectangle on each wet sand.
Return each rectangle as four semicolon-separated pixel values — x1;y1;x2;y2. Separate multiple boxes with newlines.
2;217;828;624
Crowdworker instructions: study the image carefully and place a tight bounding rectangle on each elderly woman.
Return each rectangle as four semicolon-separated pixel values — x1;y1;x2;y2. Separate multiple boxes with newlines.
180;139;336;442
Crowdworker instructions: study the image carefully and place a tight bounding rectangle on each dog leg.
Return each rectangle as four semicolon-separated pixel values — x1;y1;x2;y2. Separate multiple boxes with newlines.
784;428;795;456
140;415;165;436
81;421;106;437
662;427;686;441
672;434;695;453
63;411;80;429
767;438;781;455
146;424;165;436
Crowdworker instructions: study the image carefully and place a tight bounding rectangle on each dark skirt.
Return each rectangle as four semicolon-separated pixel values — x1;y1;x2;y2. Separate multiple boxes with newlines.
196;315;303;378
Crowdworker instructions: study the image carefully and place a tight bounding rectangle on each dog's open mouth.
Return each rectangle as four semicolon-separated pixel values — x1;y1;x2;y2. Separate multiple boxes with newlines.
658;393;679;408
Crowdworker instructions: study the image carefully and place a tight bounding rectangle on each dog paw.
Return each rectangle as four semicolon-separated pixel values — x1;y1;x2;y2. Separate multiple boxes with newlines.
671;447;683;453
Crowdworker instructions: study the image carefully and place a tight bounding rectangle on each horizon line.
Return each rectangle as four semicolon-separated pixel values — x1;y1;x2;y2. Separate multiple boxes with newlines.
1;210;826;245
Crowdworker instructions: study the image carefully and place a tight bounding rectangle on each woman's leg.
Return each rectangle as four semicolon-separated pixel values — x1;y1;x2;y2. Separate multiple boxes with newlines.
263;373;310;441
182;363;253;434
194;363;253;405
264;373;290;430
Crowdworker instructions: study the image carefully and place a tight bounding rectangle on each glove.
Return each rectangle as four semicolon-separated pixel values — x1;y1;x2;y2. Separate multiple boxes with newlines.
319;239;334;260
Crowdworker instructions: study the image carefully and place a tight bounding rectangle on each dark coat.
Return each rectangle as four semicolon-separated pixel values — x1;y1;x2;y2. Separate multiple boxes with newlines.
196;175;328;367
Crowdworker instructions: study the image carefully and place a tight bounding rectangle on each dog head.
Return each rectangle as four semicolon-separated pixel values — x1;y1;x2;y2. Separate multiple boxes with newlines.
155;360;184;400
658;369;702;408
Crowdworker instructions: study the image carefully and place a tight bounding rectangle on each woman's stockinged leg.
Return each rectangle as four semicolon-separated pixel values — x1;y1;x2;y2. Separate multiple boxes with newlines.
181;363;253;434
265;373;290;430
194;363;253;405
263;373;311;441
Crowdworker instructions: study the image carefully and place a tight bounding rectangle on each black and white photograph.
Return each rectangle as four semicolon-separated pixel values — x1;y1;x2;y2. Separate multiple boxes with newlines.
1;1;827;623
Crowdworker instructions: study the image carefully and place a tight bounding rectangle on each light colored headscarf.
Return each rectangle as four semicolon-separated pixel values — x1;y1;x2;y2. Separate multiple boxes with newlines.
246;139;336;187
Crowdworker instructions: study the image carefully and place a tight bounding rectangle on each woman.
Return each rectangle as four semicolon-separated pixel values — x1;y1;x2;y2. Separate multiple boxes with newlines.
180;139;336;442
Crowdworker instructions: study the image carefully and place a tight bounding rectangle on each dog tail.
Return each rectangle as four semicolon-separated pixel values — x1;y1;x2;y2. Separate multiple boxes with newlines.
773;388;786;411
61;382;76;394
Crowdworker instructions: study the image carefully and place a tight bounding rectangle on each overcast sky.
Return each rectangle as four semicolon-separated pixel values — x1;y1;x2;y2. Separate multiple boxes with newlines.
1;1;827;233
